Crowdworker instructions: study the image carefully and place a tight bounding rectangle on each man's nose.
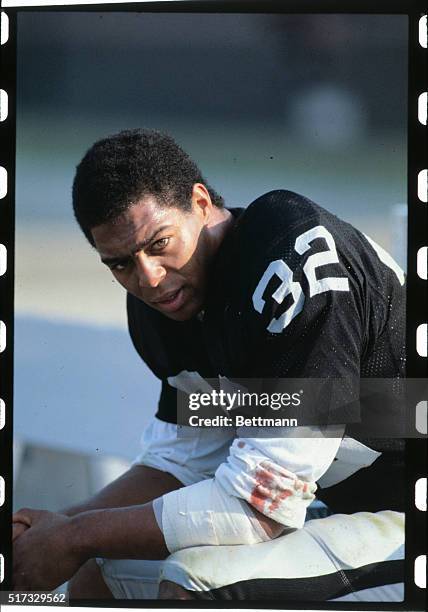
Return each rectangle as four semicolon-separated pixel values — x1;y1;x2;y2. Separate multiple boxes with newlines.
135;253;166;288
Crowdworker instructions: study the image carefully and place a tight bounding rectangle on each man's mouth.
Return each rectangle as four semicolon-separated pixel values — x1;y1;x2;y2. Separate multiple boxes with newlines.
152;287;186;312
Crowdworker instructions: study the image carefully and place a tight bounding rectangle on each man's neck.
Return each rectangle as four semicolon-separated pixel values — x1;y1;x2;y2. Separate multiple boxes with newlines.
207;207;235;258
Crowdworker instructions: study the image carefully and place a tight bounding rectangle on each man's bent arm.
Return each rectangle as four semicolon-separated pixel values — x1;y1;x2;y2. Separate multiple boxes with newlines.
12;483;288;589
70;502;168;561
61;465;183;517
69;499;282;562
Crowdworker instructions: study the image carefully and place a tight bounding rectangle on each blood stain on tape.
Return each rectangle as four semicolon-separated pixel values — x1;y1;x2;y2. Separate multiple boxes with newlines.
250;463;293;514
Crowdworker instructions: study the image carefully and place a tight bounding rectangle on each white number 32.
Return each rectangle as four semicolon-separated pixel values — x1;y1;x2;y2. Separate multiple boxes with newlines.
252;225;349;333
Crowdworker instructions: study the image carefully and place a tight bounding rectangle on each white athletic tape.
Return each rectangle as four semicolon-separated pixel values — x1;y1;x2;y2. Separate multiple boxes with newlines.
215;435;337;526
162;478;269;554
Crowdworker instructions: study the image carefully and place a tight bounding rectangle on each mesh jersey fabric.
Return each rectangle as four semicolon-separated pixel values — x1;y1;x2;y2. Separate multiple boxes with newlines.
126;190;406;513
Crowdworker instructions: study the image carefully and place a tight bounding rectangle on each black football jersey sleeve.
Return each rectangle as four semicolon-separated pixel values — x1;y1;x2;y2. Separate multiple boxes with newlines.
126;190;406;512
217;190;406;512
211;190;405;381
128;190;405;426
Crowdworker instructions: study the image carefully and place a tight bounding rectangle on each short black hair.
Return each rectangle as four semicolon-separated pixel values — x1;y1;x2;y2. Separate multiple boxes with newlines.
72;128;224;246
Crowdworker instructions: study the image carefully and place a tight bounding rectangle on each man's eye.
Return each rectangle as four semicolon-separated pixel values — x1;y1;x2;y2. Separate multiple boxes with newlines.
110;261;129;272
152;237;170;251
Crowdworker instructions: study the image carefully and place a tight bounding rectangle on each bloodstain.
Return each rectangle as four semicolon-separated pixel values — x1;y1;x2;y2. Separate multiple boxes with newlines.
237;441;245;449
269;489;292;512
249;463;293;514
293;478;310;493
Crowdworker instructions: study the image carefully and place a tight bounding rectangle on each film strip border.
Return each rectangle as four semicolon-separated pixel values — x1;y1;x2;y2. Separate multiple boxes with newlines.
406;10;428;609
0;2;426;606
0;9;15;593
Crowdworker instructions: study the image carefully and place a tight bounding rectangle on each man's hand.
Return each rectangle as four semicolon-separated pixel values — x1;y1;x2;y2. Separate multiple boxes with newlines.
13;508;87;591
12;511;31;542
14;502;168;591
249;505;286;539
11;466;181;590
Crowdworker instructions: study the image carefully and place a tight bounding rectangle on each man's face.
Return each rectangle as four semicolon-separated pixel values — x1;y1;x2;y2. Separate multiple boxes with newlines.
91;192;212;321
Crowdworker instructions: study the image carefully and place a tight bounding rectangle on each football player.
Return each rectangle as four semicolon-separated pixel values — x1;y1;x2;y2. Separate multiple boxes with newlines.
13;129;405;601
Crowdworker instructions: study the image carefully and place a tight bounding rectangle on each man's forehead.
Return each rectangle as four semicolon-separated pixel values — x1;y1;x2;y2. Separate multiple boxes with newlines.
119;196;171;227
92;197;175;255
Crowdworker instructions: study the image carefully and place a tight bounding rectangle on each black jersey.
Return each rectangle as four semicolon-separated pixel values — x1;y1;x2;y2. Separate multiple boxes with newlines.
127;190;406;512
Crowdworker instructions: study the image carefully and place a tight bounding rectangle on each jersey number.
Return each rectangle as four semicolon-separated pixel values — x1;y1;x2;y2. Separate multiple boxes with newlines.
252;225;349;333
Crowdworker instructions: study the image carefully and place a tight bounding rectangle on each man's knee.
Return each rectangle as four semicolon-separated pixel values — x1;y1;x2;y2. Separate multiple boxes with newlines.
68;558;113;599
158;580;195;600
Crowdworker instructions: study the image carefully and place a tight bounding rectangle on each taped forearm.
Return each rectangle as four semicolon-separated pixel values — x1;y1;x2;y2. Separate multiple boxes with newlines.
216;456;316;528
214;434;342;526
157;434;341;553
160;478;271;554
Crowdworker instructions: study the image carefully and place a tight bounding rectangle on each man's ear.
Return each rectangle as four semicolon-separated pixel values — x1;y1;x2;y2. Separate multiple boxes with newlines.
191;183;213;223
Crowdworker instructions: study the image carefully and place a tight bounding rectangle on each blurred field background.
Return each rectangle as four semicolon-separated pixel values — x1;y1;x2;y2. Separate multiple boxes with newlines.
14;13;407;511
